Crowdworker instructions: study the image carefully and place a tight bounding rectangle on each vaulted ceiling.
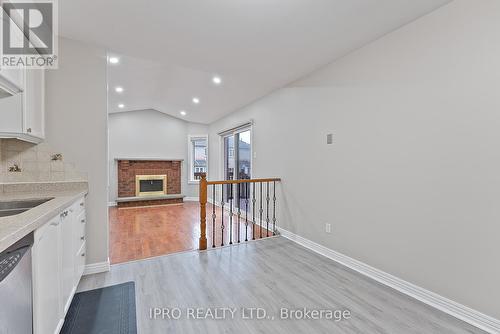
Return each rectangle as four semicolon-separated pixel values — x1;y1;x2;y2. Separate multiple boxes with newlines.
60;0;450;123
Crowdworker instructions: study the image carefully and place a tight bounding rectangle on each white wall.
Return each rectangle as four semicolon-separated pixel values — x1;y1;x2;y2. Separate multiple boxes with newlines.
208;0;500;320
45;37;109;265
108;109;208;201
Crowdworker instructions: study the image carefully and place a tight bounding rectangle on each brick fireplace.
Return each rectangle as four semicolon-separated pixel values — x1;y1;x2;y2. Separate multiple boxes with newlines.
116;159;184;207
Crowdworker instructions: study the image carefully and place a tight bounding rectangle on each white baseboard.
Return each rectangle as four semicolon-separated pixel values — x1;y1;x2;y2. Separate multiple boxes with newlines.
278;228;500;334
83;259;111;276
184;197;199;202
108;201;117;207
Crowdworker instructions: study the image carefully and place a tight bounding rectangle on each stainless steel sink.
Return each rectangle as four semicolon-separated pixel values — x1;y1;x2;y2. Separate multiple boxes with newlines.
0;198;54;217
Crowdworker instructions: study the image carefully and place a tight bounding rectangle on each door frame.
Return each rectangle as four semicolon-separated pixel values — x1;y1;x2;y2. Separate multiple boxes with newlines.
219;124;253;208
218;124;253;181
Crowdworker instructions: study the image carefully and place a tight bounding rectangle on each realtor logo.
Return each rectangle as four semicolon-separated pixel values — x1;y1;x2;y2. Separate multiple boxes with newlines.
1;0;58;68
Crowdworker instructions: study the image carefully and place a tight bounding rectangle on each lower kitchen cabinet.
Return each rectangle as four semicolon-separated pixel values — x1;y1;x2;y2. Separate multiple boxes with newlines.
61;208;75;314
32;196;86;334
32;215;63;334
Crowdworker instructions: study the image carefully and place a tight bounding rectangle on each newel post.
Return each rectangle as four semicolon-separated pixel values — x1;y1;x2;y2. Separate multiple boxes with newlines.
199;173;208;250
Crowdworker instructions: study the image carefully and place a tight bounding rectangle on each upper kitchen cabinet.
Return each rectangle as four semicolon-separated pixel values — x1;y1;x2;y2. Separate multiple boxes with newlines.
0;67;45;143
0;67;24;93
23;69;45;139
0;11;45;143
0;10;24;92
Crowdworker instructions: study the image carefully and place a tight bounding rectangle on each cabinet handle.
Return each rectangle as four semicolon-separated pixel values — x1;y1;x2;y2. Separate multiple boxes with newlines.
80;236;85;241
27;127;32;133
81;253;85;257
81;219;85;223
50;221;60;226
80;202;84;207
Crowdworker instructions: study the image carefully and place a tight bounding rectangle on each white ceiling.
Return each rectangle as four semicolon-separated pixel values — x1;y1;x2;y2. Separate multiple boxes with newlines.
60;0;450;124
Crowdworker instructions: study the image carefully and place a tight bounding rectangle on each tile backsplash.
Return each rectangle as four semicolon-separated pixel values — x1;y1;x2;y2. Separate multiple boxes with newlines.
0;139;87;183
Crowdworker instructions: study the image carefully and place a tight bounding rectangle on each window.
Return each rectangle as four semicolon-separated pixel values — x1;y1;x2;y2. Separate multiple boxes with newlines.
189;135;208;183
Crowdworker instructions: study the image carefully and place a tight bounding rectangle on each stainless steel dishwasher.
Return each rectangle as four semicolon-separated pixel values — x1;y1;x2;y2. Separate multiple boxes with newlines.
0;233;34;334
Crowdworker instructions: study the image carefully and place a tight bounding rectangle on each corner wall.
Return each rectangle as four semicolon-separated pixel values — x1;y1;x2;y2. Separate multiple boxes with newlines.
208;0;500;319
45;37;109;266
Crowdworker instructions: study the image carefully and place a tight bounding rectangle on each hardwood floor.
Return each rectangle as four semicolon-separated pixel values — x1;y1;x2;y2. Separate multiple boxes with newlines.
79;237;486;334
109;201;273;264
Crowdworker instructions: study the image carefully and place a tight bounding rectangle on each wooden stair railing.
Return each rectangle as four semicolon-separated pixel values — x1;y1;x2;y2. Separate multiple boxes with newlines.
199;173;281;250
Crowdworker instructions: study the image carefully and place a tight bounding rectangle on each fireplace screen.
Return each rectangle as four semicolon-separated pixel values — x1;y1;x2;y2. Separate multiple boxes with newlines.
135;174;167;196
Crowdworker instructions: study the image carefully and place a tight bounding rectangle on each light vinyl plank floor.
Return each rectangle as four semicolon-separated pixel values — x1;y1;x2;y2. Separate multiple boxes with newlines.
78;237;486;334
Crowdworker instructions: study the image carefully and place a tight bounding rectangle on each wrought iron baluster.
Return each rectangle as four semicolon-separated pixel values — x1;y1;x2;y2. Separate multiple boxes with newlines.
237;183;241;243
245;182;249;242
212;185;216;248
273;181;277;235
221;184;225;246
259;182;263;238
229;183;233;245
252;183;256;240
266;182;270;237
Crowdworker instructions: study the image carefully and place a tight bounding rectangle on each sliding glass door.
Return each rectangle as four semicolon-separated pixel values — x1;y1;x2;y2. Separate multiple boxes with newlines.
222;127;251;207
237;130;251;180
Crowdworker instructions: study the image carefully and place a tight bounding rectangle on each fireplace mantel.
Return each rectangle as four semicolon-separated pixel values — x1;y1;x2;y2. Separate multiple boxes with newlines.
115;157;184;161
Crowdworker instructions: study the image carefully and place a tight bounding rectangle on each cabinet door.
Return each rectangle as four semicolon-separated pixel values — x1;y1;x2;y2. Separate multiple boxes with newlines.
76;242;86;283
75;211;86;255
0;10;25;89
60;209;75;314
0;93;23;132
23;69;45;138
33;216;63;334
0;68;23;92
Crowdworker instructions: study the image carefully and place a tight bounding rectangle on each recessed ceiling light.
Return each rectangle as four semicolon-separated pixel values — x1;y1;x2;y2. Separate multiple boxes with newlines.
192;97;200;104
212;76;222;85
115;86;124;93
180;110;187;116
118;104;124;109
109;57;119;64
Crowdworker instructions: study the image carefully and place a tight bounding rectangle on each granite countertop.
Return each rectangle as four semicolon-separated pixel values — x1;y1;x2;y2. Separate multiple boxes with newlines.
0;181;88;253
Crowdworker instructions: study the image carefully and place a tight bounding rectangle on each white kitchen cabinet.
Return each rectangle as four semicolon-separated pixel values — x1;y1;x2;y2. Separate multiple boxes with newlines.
0;67;24;92
76;242;86;285
0;10;25;90
0;68;45;143
23;68;45;139
0;67;45;143
0;94;24;132
32;196;86;334
32;215;63;334
75;210;86;276
60;208;75;314
0;10;45;143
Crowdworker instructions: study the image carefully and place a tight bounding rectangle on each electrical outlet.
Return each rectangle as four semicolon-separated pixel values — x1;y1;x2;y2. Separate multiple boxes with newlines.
325;223;331;233
327;133;334;145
